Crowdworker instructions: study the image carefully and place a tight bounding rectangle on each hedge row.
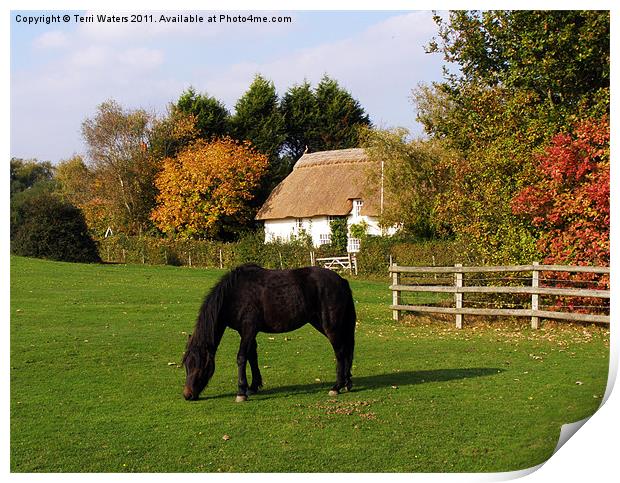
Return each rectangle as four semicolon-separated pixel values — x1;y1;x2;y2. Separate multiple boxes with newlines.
356;236;465;274
98;232;321;270
97;234;464;276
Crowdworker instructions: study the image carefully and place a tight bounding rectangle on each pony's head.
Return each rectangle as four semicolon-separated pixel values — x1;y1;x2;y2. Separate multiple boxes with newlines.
182;339;215;401
181;268;241;400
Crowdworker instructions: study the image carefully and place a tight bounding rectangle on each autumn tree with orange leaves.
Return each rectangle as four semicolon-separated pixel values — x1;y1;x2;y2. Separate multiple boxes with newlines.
151;137;268;240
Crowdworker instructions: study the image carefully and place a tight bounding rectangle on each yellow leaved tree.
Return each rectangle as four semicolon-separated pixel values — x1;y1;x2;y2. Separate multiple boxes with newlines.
151;137;268;239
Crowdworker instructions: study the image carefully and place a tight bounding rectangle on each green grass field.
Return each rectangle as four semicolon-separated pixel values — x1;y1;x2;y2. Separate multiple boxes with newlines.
10;256;609;472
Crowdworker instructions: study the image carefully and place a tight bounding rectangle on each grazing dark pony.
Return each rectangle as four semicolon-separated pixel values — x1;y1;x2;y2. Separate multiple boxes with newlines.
182;264;356;402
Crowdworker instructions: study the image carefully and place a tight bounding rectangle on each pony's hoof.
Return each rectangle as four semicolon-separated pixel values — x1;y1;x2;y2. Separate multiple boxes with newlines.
235;395;248;403
328;390;339;396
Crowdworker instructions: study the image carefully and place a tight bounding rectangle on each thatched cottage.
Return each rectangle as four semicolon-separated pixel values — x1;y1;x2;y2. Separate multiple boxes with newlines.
256;148;393;252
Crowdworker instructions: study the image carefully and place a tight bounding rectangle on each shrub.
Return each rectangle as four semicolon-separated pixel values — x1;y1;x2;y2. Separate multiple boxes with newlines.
354;236;393;274
512;116;609;267
11;193;101;263
232;230;267;266
355;236;464;275
329;217;348;254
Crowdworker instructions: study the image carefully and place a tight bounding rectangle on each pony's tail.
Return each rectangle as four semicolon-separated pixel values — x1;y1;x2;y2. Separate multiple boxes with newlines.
341;278;356;388
337;275;355;318
344;279;356;341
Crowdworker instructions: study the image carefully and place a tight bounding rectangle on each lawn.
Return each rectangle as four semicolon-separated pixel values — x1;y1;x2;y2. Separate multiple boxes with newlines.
10;256;609;472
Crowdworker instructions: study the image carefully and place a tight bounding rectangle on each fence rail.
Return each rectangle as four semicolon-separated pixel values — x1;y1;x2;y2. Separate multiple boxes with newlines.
389;262;610;328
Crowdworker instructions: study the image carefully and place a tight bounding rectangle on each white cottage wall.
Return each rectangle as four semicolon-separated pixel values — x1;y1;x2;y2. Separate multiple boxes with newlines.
264;216;331;245
263;219;295;242
264;213;393;251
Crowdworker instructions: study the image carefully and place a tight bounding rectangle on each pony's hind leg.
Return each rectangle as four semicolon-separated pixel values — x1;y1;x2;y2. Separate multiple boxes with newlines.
247;338;263;394
343;326;355;392
235;332;256;402
324;316;355;396
327;336;349;396
331;345;354;394
343;344;354;392
311;321;344;395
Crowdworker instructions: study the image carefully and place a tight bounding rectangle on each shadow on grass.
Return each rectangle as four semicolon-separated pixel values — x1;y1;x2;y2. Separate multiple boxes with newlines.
200;367;504;401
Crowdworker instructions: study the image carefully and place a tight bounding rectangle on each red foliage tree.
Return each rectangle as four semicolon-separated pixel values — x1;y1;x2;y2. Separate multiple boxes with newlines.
512;116;610;267
512;117;609;306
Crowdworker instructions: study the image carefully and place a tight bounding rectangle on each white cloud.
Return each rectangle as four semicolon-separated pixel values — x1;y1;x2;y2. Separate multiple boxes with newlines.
32;31;70;49
197;12;442;131
11;11;443;163
117;47;164;70
68;45;111;68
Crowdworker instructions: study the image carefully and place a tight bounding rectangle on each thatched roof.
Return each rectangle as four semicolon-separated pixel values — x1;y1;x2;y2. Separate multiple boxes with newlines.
256;148;380;220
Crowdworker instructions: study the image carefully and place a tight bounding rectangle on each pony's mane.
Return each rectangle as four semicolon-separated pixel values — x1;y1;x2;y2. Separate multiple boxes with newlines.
183;264;263;364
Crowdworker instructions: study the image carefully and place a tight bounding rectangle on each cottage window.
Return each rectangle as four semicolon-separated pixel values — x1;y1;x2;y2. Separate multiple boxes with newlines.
348;237;361;253
319;233;331;245
352;199;363;218
296;218;304;232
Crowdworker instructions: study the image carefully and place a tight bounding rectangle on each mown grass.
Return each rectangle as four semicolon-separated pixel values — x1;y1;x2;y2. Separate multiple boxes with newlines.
10;256;609;472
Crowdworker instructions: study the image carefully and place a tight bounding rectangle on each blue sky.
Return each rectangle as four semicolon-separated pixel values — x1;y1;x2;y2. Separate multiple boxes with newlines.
10;9;446;163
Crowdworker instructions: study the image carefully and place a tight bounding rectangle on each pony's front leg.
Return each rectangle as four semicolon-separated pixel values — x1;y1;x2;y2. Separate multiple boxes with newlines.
235;335;254;402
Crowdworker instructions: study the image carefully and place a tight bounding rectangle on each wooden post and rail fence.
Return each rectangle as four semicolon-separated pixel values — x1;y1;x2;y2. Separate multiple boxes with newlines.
390;263;610;328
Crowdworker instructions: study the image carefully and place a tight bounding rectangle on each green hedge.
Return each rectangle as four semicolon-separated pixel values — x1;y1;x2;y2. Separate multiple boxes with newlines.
97;233;464;276
355;236;464;275
97;232;316;270
98;234;231;267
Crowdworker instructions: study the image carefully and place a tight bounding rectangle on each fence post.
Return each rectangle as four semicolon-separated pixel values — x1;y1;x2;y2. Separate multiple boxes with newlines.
392;264;400;322
531;261;540;329
455;263;463;329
